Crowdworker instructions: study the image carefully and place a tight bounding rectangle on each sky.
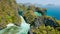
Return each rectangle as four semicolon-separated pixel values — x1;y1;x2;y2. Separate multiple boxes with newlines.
16;0;60;6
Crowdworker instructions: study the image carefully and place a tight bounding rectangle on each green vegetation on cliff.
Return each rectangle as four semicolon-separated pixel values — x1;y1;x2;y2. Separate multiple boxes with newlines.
0;0;60;34
0;0;21;29
18;4;60;34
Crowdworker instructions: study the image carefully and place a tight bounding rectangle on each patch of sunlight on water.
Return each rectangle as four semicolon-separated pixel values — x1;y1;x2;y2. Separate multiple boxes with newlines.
0;16;30;34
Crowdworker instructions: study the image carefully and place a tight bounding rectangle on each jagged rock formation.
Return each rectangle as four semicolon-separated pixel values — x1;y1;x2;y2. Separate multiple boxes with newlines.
18;4;59;28
35;7;47;16
33;16;44;27
0;0;21;29
44;16;59;28
18;4;60;34
23;9;37;25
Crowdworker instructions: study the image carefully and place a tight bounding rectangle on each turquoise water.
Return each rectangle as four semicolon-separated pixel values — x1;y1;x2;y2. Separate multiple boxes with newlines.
47;6;60;20
34;6;60;20
41;6;60;20
34;12;42;16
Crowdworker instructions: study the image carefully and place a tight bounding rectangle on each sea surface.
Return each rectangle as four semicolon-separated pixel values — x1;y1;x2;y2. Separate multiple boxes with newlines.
41;6;60;20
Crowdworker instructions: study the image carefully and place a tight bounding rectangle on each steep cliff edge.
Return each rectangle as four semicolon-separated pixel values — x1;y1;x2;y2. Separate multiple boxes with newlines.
0;0;21;29
18;4;60;34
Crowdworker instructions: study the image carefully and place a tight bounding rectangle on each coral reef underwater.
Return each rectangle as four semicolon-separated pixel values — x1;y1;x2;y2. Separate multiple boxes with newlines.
0;0;60;34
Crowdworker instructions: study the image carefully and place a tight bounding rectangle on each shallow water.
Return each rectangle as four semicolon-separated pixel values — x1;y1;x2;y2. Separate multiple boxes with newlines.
0;16;30;34
34;12;42;16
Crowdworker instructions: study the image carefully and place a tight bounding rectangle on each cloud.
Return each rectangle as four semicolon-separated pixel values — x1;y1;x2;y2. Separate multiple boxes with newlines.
16;0;60;5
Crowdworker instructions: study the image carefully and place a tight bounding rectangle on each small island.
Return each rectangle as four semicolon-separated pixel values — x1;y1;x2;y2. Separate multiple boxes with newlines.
0;0;60;34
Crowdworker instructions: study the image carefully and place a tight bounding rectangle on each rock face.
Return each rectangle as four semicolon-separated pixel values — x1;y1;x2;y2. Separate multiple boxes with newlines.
18;4;59;28
28;17;60;34
35;7;47;16
23;9;37;25
33;17;44;27
44;17;59;28
0;0;21;29
18;4;60;34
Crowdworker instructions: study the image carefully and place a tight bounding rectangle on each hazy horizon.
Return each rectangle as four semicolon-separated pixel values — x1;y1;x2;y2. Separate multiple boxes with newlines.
16;0;60;6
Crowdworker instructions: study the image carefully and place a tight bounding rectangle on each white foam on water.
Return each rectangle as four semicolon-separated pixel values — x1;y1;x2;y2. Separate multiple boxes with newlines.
6;23;15;28
0;16;30;34
17;16;30;34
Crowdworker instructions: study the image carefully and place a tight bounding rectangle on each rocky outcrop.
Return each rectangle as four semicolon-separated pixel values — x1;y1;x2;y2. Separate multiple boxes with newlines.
31;16;44;27
44;17;59;28
18;3;60;34
35;7;47;16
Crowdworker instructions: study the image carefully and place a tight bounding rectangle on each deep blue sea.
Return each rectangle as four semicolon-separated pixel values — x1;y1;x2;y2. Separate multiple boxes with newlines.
41;6;60;20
